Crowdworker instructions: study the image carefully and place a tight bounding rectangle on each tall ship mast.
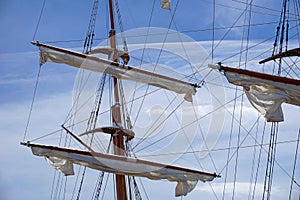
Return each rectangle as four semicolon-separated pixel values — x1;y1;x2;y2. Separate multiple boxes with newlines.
108;0;128;199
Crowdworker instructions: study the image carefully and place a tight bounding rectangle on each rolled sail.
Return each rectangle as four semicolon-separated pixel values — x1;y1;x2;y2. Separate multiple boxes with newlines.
26;143;218;197
32;42;197;102
259;47;300;64
210;64;300;122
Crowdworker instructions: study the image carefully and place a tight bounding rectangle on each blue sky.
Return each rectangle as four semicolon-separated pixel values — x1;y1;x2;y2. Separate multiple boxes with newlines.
1;0;299;200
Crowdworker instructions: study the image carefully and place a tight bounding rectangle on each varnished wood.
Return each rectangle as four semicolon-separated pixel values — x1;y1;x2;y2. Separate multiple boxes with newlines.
108;0;128;199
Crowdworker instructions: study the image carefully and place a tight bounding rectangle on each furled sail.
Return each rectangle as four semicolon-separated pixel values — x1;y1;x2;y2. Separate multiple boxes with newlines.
209;64;300;122
22;142;218;197
259;47;300;64
32;42;197;102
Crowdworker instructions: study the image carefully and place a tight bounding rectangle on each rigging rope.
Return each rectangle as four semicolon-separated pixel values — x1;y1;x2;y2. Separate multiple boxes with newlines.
212;0;216;62
54;172;63;199
231;94;245;200
222;86;239;200
41;19;280;45
78;72;107;200
132;0;183;148
32;0;46;41
69;1;102;199
233;2;253;198
136;137;299;158
202;0;258;69
133;177;142;200
288;129;300;200
223;2;253;199
128;177;133;200
128;176;142;200
76;167;87;200
23;66;42;141
128;0;156;116
101;173;111;199
134;92;243;153
272;0;290;75
251;120;267;200
262;122;279;200
92;134;113;200
115;0;128;53
83;0;99;53
136;177;150;200
92;172;105;200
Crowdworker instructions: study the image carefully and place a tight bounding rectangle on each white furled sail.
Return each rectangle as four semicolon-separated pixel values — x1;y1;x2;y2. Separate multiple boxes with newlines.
24;143;218;197
259;47;300;64
209;64;300;122
32;42;197;102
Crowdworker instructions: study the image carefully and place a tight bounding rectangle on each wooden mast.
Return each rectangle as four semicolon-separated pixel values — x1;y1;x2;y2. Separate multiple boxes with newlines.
108;0;128;200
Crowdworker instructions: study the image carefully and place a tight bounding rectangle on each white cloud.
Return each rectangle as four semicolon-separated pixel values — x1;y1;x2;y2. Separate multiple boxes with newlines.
196;181;290;199
0;99;67;199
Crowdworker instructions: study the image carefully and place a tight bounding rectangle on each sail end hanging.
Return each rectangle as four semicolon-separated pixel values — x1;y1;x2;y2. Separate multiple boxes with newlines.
22;143;219;197
32;42;197;102
209;64;300;122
